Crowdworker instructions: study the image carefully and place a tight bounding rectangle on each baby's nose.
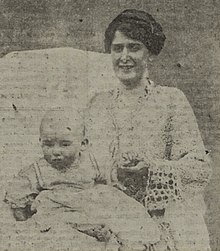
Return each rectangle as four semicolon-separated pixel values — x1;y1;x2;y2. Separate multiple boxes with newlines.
52;146;62;156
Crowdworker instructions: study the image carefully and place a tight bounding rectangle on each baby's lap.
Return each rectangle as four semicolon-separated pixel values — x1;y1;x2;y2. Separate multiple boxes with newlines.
34;185;158;231
35;185;152;218
31;186;161;245
85;185;149;213
35;185;136;205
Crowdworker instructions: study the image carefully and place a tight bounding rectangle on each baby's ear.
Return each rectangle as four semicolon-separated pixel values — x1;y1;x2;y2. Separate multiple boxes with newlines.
81;138;89;151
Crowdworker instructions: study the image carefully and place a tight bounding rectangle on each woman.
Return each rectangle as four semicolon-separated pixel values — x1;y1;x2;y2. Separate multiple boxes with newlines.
87;9;212;251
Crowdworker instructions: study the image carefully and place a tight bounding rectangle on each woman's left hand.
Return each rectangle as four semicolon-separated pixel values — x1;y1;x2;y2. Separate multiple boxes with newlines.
120;161;148;173
121;151;143;166
120;151;149;173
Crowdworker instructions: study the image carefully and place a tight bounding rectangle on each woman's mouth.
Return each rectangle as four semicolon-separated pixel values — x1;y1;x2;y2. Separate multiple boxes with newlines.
118;65;134;71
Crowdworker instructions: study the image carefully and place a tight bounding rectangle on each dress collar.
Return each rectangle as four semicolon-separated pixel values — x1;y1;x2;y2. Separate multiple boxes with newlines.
113;78;156;100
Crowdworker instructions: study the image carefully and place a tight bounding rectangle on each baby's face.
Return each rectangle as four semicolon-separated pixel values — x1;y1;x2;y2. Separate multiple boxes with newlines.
40;127;83;170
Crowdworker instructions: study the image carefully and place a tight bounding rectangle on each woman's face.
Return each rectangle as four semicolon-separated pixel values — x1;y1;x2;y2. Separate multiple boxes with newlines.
111;30;149;87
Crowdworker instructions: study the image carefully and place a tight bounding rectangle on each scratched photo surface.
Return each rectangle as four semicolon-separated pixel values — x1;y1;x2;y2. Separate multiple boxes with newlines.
0;1;219;251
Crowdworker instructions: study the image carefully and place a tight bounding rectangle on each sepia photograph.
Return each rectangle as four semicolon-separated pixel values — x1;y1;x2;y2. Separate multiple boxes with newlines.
0;1;219;250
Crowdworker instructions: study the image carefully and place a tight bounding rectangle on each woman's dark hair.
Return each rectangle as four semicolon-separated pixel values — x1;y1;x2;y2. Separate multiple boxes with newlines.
104;9;166;56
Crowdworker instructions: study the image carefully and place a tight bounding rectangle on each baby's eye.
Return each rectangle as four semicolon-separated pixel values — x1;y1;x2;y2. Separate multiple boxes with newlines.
111;44;123;53
60;141;72;147
43;141;54;147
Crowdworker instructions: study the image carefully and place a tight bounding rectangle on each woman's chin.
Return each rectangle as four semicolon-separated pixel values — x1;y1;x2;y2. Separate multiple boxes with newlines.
119;77;141;88
116;73;136;84
115;69;142;86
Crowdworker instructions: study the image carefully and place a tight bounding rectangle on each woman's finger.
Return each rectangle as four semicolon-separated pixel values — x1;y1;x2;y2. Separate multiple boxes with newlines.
121;161;147;173
127;152;133;161
122;152;129;160
127;151;138;161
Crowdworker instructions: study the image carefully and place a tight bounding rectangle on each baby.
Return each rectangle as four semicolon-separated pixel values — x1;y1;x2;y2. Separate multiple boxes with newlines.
5;108;102;220
4;107;161;250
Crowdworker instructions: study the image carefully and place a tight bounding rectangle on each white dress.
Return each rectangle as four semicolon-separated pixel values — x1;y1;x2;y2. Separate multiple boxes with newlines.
86;80;212;251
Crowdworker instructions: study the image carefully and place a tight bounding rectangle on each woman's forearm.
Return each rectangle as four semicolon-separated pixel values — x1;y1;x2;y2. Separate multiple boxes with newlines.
147;152;212;197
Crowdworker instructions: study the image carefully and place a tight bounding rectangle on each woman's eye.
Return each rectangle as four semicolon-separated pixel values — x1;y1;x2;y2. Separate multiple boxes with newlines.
128;44;142;52
112;44;123;53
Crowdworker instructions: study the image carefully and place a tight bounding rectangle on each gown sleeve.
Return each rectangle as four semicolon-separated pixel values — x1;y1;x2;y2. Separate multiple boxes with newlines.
146;88;212;210
4;163;40;219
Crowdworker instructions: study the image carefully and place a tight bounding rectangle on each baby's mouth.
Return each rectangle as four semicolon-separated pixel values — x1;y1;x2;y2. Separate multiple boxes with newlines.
52;157;63;162
51;158;64;166
51;157;74;170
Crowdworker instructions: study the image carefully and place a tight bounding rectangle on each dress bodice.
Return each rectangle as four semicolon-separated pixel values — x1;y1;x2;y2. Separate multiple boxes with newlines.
108;85;171;160
87;82;211;211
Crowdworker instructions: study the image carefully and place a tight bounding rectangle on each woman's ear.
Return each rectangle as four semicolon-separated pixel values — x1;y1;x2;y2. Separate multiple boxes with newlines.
148;57;153;63
81;138;89;151
39;137;41;143
148;52;155;63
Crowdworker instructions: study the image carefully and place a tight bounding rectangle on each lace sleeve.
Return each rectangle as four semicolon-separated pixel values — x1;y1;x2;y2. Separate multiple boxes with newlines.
146;88;212;210
168;88;212;194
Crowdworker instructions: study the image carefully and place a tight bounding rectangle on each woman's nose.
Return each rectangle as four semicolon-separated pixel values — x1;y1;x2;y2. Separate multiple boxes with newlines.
120;47;129;61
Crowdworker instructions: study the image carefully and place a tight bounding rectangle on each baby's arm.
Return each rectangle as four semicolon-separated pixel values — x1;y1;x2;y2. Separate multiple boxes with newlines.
4;164;39;221
9;194;38;221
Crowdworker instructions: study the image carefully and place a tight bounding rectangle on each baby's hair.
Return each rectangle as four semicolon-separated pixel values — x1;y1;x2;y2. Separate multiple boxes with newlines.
40;106;86;137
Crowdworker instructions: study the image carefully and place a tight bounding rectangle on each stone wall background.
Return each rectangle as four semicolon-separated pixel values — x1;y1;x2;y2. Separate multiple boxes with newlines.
0;0;220;250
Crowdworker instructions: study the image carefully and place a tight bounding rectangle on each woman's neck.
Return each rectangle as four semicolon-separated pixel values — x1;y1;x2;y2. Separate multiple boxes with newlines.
119;77;152;98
